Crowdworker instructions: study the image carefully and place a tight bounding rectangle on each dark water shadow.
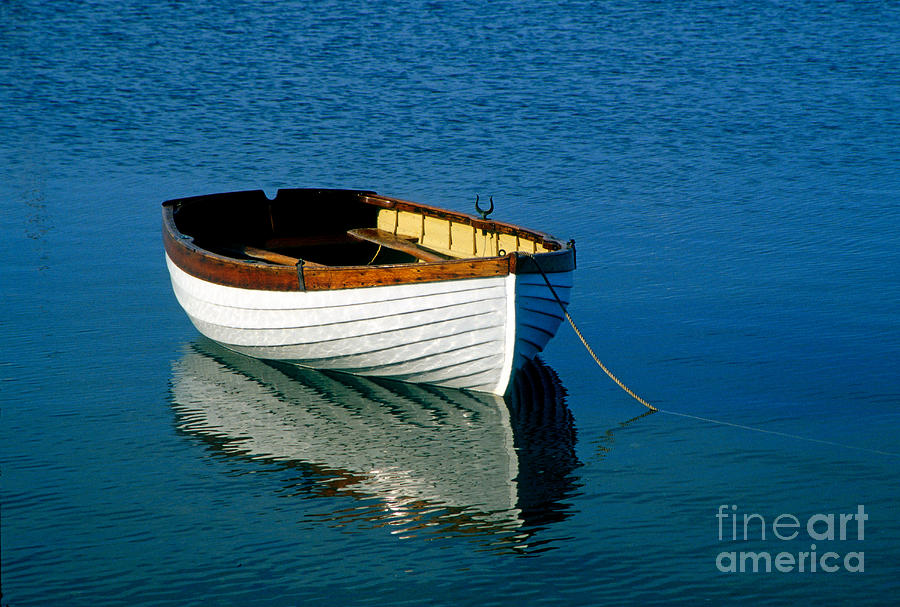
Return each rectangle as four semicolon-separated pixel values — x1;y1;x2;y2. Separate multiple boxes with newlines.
170;338;585;554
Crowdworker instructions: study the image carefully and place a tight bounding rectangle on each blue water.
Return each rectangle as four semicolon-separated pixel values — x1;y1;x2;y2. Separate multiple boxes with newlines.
2;1;899;604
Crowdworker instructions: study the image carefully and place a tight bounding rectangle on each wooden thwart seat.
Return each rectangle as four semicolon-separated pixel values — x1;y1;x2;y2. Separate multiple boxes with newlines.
222;244;324;267
347;228;452;262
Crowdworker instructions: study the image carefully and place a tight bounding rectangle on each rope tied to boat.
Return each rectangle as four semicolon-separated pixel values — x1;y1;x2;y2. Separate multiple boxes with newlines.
525;253;657;412
525;253;900;458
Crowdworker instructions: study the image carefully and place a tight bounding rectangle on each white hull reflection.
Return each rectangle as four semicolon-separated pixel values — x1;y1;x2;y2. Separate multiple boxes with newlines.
170;338;581;552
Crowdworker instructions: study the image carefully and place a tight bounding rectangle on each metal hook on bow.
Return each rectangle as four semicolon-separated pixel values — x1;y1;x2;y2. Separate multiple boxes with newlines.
475;194;494;220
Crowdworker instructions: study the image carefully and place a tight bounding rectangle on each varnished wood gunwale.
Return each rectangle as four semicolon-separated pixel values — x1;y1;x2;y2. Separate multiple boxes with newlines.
163;190;574;292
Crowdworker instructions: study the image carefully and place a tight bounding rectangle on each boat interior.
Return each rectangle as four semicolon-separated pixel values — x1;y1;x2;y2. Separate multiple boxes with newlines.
169;189;557;267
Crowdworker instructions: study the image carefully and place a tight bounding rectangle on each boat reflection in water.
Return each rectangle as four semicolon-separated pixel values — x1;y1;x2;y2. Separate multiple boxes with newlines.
170;339;582;553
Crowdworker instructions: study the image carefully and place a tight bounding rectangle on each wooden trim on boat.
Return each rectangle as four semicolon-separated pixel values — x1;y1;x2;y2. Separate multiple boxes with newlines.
164;225;515;292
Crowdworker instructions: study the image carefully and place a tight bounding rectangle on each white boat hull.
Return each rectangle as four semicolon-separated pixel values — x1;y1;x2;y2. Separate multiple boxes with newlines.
166;255;572;394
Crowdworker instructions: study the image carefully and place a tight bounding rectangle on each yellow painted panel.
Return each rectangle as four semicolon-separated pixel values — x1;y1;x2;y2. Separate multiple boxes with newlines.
474;231;500;257
422;216;451;252
376;209;399;233
395;211;423;238
473;231;486;257
498;233;519;254
450;222;475;257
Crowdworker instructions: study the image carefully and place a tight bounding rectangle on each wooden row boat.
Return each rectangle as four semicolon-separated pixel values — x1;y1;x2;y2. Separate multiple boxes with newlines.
163;188;575;394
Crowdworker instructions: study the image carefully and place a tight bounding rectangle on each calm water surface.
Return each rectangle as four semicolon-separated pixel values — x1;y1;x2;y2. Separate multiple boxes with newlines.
2;1;898;605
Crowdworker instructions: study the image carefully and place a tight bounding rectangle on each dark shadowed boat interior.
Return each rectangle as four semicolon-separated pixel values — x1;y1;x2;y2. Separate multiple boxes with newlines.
163;188;575;291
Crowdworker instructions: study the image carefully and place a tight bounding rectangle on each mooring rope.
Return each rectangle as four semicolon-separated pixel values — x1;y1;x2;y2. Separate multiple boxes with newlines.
526;254;656;411
526;253;900;458
655;409;900;457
